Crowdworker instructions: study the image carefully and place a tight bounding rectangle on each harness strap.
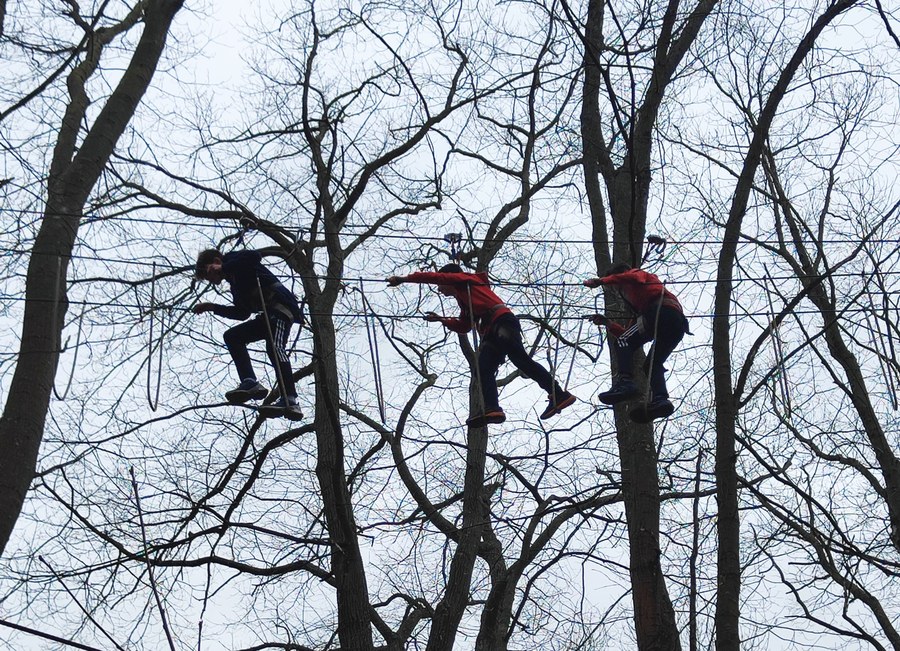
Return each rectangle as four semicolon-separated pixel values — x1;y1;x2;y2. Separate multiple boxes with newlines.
475;302;508;333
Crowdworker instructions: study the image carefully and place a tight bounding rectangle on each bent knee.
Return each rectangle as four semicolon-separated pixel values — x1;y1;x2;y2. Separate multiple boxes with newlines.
223;328;241;347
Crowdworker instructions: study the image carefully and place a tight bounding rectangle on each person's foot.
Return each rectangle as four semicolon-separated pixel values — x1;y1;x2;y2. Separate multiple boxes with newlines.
629;398;675;423
466;409;506;428
225;379;268;404
540;391;577;419
597;378;639;405
258;396;304;421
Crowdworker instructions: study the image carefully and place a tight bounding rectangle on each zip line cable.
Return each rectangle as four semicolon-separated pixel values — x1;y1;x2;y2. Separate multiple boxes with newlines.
4;207;900;247
145;262;164;411
1;292;898;323
357;280;386;423
0;245;896;287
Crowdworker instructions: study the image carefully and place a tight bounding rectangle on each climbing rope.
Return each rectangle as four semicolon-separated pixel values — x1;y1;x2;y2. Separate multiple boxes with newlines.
642;281;666;409
764;265;792;417
256;275;290;406
359;280;386;423
466;282;485;416
593;293;606;357
52;308;84;401
145;262;164;412
550;284;566;402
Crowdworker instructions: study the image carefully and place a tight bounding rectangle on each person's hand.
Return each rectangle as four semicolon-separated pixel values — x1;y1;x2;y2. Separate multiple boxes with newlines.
583;278;602;289
386;276;404;287
423;312;442;323
585;314;608;326
192;302;215;314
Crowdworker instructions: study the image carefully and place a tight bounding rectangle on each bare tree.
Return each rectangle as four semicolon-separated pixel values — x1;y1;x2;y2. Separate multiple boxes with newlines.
571;1;718;648
710;2;862;646
0;0;185;557
2;1;900;650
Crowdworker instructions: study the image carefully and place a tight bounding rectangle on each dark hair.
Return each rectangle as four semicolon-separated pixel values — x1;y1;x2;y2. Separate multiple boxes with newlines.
439;263;463;274
195;249;222;278
602;262;631;277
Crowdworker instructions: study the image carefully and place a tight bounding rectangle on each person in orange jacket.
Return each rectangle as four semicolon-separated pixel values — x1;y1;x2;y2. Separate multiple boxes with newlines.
388;263;576;427
584;263;689;422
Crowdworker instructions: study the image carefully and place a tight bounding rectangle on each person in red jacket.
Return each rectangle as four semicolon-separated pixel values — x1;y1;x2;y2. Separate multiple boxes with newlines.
387;263;576;427
584;263;689;422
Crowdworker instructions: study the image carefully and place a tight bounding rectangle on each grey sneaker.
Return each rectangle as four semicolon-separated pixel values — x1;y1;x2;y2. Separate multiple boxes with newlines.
597;378;639;405
258;396;304;421
629;399;675;423
225;379;268;404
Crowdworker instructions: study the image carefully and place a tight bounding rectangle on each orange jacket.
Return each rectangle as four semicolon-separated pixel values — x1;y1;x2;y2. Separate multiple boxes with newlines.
403;271;513;335
599;269;683;337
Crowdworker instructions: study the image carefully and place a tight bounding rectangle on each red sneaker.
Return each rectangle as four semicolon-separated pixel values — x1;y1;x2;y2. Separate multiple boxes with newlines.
540;391;577;419
466;409;506;428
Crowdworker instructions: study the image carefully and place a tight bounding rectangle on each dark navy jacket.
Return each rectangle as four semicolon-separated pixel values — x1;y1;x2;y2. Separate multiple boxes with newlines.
210;251;302;322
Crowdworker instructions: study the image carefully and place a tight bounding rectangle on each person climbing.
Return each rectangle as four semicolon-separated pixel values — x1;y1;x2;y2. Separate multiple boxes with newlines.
193;248;303;420
584;263;689;422
387;263;576;427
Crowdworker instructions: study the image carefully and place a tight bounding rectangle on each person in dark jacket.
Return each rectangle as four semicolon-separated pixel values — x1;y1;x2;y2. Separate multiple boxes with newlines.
388;263;576;427
584;263;689;422
193;249;303;419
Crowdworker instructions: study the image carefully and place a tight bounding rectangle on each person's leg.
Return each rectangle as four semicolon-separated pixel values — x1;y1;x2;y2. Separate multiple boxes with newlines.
264;315;297;399
645;308;685;401
223;316;269;403
598;324;651;404
612;321;653;380
476;338;506;412
256;314;303;420
490;315;576;418
223;317;266;381
466;338;507;426
492;316;558;394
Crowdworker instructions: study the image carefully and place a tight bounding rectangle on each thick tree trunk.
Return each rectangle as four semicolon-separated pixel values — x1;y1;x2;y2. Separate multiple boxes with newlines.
579;0;611;274
309;307;375;650
578;1;700;646
0;0;184;557
607;175;681;651
474;527;516;651
427;368;489;650
711;4;860;648
617;419;680;650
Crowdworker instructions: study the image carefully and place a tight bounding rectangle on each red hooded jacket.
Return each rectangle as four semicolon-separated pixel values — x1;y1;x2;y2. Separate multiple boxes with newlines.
403;270;513;335
599;269;683;337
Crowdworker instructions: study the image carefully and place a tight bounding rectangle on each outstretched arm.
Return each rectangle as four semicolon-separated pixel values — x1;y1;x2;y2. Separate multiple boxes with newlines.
585;313;625;337
422;311;472;333
192;303;252;320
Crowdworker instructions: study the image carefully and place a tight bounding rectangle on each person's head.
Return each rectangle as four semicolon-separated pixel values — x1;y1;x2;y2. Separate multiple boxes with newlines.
195;249;224;284
437;262;463;295
602;262;631;278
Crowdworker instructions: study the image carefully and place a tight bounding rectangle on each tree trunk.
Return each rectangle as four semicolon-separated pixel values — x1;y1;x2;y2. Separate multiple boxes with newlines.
607;175;681;651
578;0;702;646
0;0;185;557
711;4;860;648
427;370;489;651
309;304;375;650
